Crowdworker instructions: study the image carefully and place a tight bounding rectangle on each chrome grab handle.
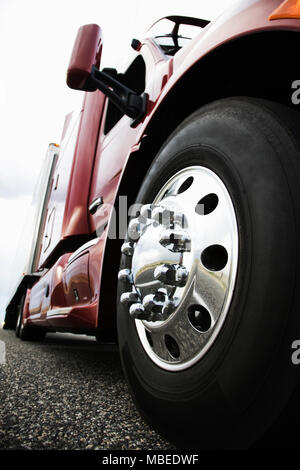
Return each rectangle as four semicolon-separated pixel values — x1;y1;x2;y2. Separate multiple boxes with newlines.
89;196;103;214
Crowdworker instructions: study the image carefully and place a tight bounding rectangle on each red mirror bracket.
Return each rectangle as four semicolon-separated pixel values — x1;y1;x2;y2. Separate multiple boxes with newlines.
86;66;148;125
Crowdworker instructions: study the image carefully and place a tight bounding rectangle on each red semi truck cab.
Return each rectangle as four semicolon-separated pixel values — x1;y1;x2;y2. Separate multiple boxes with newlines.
5;0;300;448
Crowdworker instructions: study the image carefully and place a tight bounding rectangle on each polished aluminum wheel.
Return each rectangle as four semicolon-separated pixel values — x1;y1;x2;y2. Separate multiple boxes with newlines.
119;166;239;371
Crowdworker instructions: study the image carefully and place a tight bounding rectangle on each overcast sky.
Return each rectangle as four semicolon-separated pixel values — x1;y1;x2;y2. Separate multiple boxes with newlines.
0;0;236;324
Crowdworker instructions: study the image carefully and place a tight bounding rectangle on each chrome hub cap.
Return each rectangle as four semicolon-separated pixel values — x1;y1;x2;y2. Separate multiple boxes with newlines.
119;166;238;371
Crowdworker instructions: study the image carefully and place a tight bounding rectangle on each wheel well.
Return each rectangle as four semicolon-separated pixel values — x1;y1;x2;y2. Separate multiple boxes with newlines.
4;291;25;330
98;29;300;338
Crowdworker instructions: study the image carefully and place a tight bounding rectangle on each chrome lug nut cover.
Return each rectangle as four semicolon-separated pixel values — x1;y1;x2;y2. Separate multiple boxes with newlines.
152;207;174;227
142;293;165;313
121;242;135;257
139;204;153;220
118;269;133;284
162;298;178;316
129;303;148;320
128;218;145;241
120;291;139;305
154;288;168;302
174;265;189;287
173;211;186;228
153;264;171;283
159;229;191;252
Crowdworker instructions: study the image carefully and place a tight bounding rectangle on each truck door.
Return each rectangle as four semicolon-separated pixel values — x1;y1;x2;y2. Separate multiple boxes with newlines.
88;44;168;234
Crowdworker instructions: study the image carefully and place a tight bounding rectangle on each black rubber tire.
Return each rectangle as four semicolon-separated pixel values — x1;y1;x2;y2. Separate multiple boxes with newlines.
15;294;25;338
17;297;46;342
19;323;46;342
117;98;300;449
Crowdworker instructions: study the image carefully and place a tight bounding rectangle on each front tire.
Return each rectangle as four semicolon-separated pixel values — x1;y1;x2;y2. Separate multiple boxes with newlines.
20;323;46;342
117;98;300;448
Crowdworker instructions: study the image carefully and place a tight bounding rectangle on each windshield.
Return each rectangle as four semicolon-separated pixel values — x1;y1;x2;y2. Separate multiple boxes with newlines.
147;16;209;56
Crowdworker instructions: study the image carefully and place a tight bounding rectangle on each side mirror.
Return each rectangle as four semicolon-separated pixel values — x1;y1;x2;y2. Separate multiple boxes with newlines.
66;24;103;91
66;24;148;125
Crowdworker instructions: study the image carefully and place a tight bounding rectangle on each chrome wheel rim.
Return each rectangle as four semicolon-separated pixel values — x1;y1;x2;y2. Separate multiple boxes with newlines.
120;166;239;371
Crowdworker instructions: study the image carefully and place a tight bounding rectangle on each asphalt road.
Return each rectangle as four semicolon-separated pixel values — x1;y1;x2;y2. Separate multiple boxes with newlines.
0;329;174;450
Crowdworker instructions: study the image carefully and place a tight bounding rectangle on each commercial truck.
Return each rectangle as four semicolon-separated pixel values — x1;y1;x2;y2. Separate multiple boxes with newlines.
5;0;300;448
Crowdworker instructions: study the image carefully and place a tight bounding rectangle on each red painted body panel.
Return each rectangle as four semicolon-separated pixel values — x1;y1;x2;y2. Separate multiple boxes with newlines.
23;289;31;322
62;91;105;238
86;236;106;305
46;304;98;329
29;234;107;329
39;90;105;268
25;0;300;332
29;268;53;318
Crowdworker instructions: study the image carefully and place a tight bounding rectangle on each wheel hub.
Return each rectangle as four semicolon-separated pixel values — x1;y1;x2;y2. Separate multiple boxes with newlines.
119;166;239;370
119;198;192;322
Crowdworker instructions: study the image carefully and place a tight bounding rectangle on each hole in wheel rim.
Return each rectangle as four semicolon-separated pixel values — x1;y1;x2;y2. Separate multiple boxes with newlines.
177;176;193;194
164;335;180;358
188;305;212;332
201;245;228;271
196;193;219;215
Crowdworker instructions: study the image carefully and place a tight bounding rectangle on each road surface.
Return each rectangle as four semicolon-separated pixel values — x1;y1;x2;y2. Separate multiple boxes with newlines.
0;329;174;450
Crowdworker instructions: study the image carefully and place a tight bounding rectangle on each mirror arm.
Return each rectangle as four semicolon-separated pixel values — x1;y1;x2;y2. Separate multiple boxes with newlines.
86;65;148;124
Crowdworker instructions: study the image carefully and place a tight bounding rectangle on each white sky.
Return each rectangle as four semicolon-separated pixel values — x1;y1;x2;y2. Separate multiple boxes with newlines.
0;0;236;323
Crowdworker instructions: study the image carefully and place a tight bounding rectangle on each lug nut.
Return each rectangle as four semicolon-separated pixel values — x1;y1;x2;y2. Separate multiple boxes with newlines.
154;264;170;283
128;218;146;241
154;288;167;302
159;229;191;252
154;264;189;287
129;303;148;320
120;291;139;305
152;207;175;227
175;266;189;287
118;269;133;284
147;295;177;322
142;295;156;312
121;242;135;256
142;293;165;313
162;298;177;316
173;212;187;229
139;204;153;220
